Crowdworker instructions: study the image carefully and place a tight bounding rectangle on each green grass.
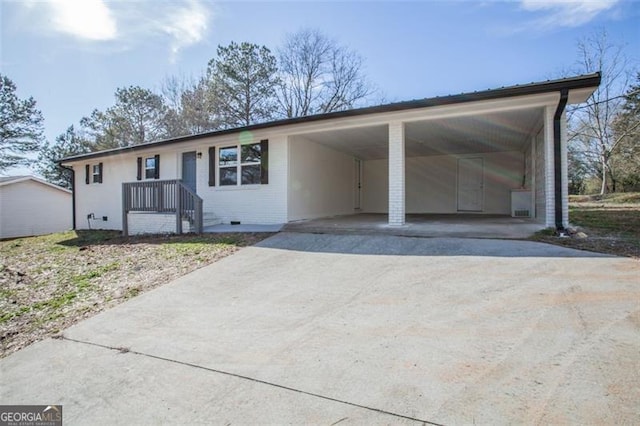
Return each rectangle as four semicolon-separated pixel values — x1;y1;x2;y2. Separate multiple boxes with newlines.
71;262;121;289
533;192;640;258
569;206;640;238
569;192;640;204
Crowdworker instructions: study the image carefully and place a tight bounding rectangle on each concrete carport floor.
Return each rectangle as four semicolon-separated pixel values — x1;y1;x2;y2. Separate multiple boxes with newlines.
284;213;546;239
1;232;639;424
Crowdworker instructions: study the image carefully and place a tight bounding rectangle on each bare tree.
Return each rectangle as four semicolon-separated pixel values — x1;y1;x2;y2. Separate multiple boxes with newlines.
160;75;221;136
277;29;374;118
611;73;640;191
568;29;635;194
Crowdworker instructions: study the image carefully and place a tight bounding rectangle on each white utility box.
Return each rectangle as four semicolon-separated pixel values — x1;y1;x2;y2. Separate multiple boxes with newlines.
511;189;532;217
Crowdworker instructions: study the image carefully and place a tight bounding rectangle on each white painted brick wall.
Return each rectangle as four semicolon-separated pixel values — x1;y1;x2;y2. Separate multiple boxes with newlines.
288;136;356;221
388;121;405;225
534;128;546;223
543;106;555;228
561;110;569;228
128;213;190;235
197;135;288;224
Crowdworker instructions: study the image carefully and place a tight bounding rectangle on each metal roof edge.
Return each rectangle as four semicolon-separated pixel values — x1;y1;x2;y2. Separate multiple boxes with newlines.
0;175;72;193
59;72;601;164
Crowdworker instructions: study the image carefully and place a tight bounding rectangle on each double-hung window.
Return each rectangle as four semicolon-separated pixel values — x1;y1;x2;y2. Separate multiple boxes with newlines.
210;140;268;187
136;155;160;180
240;143;261;185
145;157;157;179
92;164;101;183
219;146;238;186
218;142;263;186
85;162;103;184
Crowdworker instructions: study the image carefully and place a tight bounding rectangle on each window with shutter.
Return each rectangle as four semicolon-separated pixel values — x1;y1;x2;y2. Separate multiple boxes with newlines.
213;140;268;187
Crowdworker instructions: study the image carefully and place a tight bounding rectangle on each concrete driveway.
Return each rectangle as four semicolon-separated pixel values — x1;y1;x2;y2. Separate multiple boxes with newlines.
1;233;639;424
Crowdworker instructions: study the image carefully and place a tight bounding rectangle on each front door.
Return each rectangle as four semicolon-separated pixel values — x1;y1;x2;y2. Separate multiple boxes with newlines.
457;157;483;211
182;151;197;192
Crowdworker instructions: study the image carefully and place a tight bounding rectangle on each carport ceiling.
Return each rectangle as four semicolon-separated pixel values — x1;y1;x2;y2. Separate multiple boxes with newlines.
299;107;543;160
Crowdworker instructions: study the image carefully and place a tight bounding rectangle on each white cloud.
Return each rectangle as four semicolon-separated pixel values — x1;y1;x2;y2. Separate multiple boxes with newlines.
13;0;212;59
520;0;619;28
160;0;210;59
48;0;117;40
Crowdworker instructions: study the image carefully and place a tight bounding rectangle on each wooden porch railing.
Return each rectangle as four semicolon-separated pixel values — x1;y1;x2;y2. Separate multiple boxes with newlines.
122;179;203;236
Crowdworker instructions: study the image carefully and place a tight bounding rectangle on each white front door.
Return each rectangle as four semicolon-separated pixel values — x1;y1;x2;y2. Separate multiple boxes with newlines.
457;157;483;212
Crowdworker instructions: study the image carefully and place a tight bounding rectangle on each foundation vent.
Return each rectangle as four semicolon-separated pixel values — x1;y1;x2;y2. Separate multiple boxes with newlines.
513;209;530;217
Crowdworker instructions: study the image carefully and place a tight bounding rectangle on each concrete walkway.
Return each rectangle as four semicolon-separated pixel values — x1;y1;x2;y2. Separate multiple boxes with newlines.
1;233;639;424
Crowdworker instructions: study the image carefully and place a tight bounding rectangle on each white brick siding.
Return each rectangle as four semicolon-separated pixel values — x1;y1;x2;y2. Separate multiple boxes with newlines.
561;110;569;227
388;121;405;225
543;106;555;228
199;135;288;224
534;128;546;223
287;135;356;221
127;212;190;235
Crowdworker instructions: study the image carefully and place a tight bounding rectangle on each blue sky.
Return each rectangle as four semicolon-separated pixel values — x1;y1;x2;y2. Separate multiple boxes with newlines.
1;0;639;175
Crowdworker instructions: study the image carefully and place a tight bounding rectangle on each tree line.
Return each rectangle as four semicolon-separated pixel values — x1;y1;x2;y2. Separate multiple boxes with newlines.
2;29;375;188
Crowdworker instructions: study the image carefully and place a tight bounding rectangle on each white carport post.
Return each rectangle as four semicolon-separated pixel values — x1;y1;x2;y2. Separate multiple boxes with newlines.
388;121;405;226
543;106;555;228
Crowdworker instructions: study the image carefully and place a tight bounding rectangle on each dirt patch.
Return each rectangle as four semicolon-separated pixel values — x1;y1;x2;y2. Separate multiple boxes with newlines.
0;230;273;358
531;199;640;259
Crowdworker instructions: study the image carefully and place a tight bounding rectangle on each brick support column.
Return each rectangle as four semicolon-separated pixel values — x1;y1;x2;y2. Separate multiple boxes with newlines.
543;106;555;228
560;110;569;228
388;121;405;226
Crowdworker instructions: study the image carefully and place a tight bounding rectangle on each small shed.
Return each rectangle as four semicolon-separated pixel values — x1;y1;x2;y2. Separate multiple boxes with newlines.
0;176;72;239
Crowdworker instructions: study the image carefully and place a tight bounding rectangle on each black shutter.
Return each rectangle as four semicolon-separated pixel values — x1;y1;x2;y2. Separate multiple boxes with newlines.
85;164;90;184
154;154;160;179
136;157;142;180
260;139;269;185
97;162;103;183
208;147;216;186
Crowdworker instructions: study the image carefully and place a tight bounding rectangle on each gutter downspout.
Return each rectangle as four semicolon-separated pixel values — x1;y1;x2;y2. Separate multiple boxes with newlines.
553;88;569;233
59;164;76;230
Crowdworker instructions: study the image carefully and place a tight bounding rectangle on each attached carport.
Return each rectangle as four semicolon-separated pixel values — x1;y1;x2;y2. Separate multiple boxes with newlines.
285;74;600;231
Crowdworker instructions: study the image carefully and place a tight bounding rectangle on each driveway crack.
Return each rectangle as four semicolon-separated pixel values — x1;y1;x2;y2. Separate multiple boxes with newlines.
61;336;443;426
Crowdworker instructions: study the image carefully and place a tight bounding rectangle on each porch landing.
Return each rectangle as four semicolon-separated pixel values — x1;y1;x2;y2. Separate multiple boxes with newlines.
283;213;546;239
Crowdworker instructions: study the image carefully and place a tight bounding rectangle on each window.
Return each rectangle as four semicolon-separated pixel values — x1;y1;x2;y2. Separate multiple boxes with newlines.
85;162;102;184
137;155;160;180
209;140;268;187
92;165;101;183
241;143;261;185
219;146;238;186
145;157;157;179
